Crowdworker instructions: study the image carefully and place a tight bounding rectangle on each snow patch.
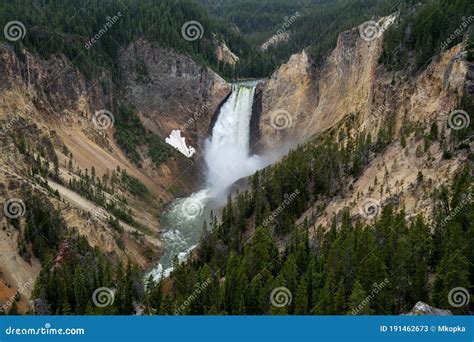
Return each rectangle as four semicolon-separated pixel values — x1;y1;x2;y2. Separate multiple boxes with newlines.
165;129;196;158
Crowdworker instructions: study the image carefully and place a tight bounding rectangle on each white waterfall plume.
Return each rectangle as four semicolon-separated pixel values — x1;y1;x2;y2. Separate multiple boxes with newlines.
150;81;272;280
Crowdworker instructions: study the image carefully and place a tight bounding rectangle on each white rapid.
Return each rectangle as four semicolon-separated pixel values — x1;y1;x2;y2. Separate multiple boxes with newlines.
149;81;270;280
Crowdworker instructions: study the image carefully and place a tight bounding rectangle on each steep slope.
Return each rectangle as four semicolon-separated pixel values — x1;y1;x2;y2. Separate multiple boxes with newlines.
258;13;471;227
119;39;230;144
159;12;473;315
0;39;230;312
259;15;396;148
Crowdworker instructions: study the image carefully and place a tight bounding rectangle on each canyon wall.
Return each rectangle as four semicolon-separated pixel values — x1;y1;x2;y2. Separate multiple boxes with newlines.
258;14;472;230
0;40;230;310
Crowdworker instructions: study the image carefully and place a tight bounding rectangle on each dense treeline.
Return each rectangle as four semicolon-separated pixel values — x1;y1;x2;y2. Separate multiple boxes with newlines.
380;0;474;72
0;0;272;78
5;192;142;315
4;0;470;82
2;0;470;81
145;132;473;315
114;105;172;168
200;0;406;68
203;0;473;74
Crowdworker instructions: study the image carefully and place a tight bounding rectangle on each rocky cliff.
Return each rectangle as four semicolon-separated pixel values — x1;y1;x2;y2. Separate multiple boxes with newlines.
0;40;230;311
259;15;398;148
258;14;472;229
119;39;230;144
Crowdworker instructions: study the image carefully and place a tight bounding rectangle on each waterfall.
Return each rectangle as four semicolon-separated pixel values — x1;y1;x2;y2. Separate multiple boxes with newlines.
149;81;268;280
205;83;265;201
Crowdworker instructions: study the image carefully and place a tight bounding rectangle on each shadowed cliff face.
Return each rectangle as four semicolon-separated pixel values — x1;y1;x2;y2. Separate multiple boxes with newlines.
119;39;231;145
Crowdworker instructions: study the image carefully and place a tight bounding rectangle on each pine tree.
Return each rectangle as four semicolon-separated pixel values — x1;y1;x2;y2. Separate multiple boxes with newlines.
348;280;373;315
294;277;308;315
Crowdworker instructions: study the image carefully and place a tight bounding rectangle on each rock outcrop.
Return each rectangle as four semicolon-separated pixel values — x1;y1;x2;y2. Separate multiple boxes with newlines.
259;15;471;230
259;49;317;149
215;41;239;65
408;302;452;315
259;15;397;149
119;39;231;144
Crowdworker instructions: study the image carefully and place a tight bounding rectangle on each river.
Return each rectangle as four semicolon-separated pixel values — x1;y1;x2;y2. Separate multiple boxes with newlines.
148;80;275;280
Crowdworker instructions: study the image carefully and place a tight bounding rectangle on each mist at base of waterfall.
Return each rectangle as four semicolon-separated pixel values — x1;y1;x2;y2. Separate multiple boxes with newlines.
149;81;283;280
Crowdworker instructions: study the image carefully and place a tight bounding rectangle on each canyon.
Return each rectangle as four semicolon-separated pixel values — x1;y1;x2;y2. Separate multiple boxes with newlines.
0;11;472;313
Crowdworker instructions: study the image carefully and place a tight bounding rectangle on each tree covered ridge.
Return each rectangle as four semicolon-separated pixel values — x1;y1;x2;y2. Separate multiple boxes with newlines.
200;0;473;74
380;0;474;72
144;92;472;315
2;0;472;81
144;129;473;315
0;0;274;79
